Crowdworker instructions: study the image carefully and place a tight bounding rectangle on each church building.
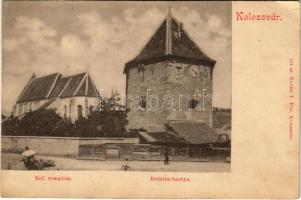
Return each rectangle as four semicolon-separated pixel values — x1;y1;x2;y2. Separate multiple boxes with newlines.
13;72;100;121
124;11;216;132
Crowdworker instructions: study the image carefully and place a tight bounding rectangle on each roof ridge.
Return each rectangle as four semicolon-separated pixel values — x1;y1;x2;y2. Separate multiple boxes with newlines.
62;72;87;79
34;72;61;79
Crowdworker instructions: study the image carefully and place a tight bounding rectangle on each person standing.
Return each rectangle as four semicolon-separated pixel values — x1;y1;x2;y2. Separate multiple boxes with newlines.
164;147;170;165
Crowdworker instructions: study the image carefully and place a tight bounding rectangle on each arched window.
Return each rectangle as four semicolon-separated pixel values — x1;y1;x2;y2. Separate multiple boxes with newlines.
69;99;72;118
189;99;199;110
64;105;67;118
32;102;35;111
78;105;83;119
29;102;34;111
85;99;88;116
89;105;94;114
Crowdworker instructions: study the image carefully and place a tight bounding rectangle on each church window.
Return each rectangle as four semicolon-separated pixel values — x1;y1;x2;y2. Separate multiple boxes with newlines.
189;99;199;110
85;99;88;116
139;96;147;110
18;105;21;116
69;100;72;118
89;105;94;114
30;102;34;111
64;105;67;118
78;105;83;119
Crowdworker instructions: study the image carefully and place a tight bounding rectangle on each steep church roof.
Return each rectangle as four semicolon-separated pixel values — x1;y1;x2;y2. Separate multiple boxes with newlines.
17;72;100;103
124;11;216;73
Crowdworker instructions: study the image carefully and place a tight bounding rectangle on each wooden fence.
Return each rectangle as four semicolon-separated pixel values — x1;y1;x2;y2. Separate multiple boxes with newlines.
78;143;230;161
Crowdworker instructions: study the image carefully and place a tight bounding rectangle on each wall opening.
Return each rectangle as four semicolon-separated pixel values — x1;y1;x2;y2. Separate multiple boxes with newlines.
89;105;94;114
139;96;147;110
64;105;67;118
78;105;83;119
189;99;199;110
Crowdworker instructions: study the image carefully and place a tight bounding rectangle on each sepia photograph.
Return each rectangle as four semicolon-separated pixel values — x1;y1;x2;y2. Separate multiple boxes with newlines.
1;1;232;172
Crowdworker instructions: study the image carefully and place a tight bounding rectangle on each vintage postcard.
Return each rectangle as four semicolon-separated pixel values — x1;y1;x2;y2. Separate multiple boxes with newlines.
1;1;299;198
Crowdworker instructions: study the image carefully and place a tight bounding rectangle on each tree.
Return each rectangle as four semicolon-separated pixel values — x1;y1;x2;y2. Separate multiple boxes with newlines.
52;118;75;137
2;92;129;137
79;91;129;137
18;109;63;136
99;90;125;111
2;114;7;121
2;115;21;135
87;109;128;137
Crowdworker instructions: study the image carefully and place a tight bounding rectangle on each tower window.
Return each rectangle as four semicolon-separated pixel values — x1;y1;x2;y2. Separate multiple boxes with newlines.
139;96;147;110
137;64;145;80
189;99;199;110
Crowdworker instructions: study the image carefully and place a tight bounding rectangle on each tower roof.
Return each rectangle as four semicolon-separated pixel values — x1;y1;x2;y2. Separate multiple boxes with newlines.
124;12;216;73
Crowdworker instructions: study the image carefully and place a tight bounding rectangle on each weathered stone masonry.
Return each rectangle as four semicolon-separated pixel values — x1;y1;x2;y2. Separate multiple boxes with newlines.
124;11;216;132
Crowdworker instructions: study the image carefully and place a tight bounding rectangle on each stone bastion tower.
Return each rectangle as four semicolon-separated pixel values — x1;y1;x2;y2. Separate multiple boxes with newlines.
123;10;216;132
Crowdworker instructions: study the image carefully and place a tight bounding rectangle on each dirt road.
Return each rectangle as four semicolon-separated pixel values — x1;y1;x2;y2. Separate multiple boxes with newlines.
1;153;230;172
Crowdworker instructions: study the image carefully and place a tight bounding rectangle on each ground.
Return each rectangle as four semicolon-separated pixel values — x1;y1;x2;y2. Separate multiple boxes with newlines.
1;153;230;172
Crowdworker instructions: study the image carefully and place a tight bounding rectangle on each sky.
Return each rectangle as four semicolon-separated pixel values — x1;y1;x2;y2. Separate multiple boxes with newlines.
2;1;232;115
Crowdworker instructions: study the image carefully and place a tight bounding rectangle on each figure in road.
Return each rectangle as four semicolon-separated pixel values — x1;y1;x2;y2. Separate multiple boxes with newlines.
164;147;170;165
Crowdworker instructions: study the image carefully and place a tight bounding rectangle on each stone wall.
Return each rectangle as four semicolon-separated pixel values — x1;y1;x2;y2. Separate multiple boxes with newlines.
126;61;213;131
1;136;139;157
